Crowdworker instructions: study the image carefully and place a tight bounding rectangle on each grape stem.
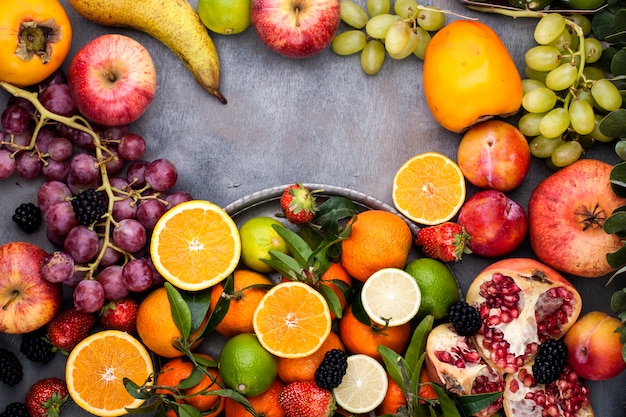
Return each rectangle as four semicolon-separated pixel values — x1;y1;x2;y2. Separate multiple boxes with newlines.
0;80;158;280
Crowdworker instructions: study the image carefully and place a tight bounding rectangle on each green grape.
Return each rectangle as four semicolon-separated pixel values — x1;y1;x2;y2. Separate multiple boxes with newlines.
567;14;591;36
551;140;583;167
340;0;369;29
576;87;595;107
530;134;565;158
540;107;570;138
559;54;580;68
591;114;614;143
545;63;577;91
331;30;367;55
412;27;431;60
591;79;623;112
361;39;386;75
522;79;546;95
367;0;390;17
417;7;446;32
534;13;567;45
547;29;572;52
524;45;562;72
388;26;420;59
519;112;546;137
582;66;606;81
522;87;557;113
524;67;548;83
366;13;399;39
568;99;595;135
394;0;419;19
565;27;580;51
615;140;626;161
583;37;602;64
384;19;411;56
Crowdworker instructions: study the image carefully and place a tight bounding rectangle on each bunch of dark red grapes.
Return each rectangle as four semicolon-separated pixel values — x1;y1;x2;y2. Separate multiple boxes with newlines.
0;71;193;313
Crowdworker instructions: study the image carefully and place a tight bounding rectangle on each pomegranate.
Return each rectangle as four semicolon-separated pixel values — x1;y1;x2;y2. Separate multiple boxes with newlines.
503;362;594;417
465;258;582;374
425;323;504;417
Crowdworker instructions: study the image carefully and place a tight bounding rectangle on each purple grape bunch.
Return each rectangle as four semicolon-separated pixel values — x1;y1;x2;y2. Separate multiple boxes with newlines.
1;71;193;312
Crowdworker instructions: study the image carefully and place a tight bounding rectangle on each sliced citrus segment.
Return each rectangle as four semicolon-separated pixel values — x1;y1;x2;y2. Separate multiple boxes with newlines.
333;354;389;414
150;199;241;291
392;152;466;226
66;330;154;416
360;267;421;326
253;281;332;359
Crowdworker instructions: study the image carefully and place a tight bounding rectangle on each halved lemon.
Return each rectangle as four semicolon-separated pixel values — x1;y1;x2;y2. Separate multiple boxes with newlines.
333;354;389;414
360;267;421;326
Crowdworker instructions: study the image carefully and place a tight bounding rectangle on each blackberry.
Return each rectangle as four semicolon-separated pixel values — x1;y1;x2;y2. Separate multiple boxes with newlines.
12;202;41;233
20;328;55;364
0;402;28;417
448;300;482;336
0;348;23;386
314;349;348;390
71;188;107;225
532;339;568;385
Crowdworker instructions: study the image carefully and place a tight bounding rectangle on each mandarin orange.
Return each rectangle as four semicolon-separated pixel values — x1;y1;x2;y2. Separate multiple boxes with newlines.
340;210;412;282
377;374;406;415
224;378;285;417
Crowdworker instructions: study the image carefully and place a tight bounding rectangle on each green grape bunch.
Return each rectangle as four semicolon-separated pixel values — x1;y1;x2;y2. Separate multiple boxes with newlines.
331;0;447;75
519;12;623;168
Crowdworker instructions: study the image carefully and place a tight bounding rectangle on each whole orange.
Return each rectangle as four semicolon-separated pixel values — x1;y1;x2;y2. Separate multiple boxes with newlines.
339;305;411;362
277;330;344;384
423;20;523;133
210;269;273;337
224;378;285;417
340;210;412;282
377;374;406;415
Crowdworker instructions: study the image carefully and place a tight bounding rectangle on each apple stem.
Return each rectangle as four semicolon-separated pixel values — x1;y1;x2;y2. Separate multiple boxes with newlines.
2;290;19;310
103;70;117;82
295;7;301;27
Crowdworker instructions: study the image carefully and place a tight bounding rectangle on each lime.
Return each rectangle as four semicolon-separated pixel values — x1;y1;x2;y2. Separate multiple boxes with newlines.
218;333;278;396
405;258;459;320
360;268;421;327
333;354;388;413
197;0;251;35
239;217;290;273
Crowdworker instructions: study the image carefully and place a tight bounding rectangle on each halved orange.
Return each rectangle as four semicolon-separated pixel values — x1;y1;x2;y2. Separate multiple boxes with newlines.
150;200;241;291
392;152;466;226
253;281;332;359
66;330;154;416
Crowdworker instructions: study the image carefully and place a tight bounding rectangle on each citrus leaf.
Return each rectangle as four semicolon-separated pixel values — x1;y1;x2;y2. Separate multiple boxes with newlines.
432;384;462;417
351;288;371;325
263;249;304;280
179;287;212;333
318;283;343;319
123;377;153;400
165;282;192;340
405;315;434;374
272;224;313;266
124;399;161;414
176;403;202;417
177;365;205;390
203;273;234;337
313;196;359;234
453;392;503;416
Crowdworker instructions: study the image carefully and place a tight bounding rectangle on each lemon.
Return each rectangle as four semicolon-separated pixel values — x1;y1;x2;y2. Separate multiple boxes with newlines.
218;333;278;397
197;0;251;35
239;217;289;273
405;258;459;320
360;268;421;327
333;354;388;413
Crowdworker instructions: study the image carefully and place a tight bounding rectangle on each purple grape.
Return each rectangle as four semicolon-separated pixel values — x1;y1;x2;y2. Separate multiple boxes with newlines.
109;176;130;195
104;146;125;176
48;137;73;161
118;133;146;161
122;258;153;292
69;153;99;184
145;159;178;192
64;225;99;263
112;197;137;221
0;149;16;180
38;68;68;89
15;151;43;179
98;239;122;267
65;270;86;288
38;180;72;212
7;96;36;115
12;130;32;147
141;255;164;287
96;125;128;142
66;173;100;195
43;201;78;235
165;191;193;208
112;219;146;253
72;130;96;150
40;83;77;117
1;104;31;134
136;199;166;230
97;265;128;300
42;159;70;182
46;228;66;248
73;279;105;313
35;126;58;153
41;251;74;283
126;160;149;188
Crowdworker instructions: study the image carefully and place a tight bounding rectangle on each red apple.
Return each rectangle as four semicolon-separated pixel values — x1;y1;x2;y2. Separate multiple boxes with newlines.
528;158;626;278
0;242;62;334
68;34;157;126
250;0;341;58
457;120;531;192
564;311;626;380
457;190;528;257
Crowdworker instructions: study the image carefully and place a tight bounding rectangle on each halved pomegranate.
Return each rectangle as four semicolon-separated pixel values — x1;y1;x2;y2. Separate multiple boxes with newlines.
465;258;582;374
503;362;594;417
425;323;504;417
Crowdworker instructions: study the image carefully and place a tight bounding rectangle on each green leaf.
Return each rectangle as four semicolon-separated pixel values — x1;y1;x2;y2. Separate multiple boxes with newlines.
606;244;626;268
123;377;153;400
611;288;626;312
592;8;617;40
350;289;371;325
177;365;206;390
609;160;626;196
165;282;192;340
179;288;212;333
610;47;626;75
176;403;202;417
604;211;626;233
313;197;359;235
379;345;407;390
432;384;462;417
125;400;161;414
454;392;503;416
318;283;343;319
263;249;304;280
404;315;434;373
272;224;313;266
203;273;234;337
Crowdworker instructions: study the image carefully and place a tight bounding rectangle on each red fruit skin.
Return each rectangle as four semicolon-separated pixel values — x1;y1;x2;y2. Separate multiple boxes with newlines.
46;307;96;353
280;184;317;224
25;377;69;417
415;222;471;262
278;381;335;417
564;311;626;381
99;297;139;334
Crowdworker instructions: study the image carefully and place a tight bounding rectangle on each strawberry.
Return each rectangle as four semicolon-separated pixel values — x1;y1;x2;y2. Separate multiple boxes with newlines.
415;222;472;262
280;183;318;224
99;297;139;334
46;307;96;354
25;377;69;417
278;381;336;417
